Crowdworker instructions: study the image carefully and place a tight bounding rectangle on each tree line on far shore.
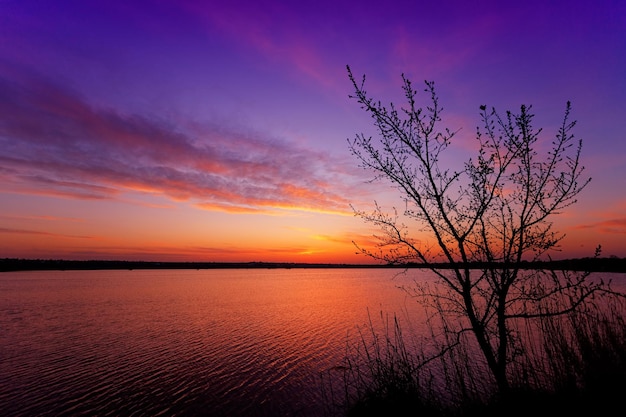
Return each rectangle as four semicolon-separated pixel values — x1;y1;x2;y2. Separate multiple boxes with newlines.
2;256;626;273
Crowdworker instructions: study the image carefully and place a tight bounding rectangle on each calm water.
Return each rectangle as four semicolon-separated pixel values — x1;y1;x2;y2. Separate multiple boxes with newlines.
0;268;429;417
2;269;624;417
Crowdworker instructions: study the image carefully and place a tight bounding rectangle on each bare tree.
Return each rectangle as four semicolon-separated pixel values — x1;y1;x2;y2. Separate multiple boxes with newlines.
346;65;611;393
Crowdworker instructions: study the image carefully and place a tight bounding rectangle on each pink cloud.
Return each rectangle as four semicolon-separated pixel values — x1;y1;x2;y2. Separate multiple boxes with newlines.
3;243;325;263
0;214;84;222
183;0;356;92
574;218;626;235
0;227;95;239
0;65;360;214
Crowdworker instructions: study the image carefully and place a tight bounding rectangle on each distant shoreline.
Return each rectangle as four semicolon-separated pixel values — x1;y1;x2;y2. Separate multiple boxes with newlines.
2;257;626;273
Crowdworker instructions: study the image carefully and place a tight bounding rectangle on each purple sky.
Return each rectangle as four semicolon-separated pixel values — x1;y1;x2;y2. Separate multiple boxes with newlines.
1;0;625;262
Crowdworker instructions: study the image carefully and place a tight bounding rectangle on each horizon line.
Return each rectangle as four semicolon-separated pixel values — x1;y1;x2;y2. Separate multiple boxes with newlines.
2;257;625;273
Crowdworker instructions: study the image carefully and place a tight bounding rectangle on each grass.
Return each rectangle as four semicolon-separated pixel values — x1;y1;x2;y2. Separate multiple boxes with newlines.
322;293;626;416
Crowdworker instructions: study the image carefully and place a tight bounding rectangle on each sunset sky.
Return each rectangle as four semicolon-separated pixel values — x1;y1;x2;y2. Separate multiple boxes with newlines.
1;0;625;263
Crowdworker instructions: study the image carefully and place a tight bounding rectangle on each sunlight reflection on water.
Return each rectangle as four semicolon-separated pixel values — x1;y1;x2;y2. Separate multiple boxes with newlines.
1;269;623;416
0;268;429;416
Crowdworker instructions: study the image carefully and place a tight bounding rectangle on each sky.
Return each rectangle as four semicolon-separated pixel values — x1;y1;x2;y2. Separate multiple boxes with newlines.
1;0;625;263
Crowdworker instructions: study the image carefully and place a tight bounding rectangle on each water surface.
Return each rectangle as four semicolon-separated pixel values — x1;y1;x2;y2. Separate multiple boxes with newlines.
2;268;623;416
0;268;424;416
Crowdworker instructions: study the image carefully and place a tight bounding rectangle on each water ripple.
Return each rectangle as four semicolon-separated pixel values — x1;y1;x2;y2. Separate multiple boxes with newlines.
0;268;453;416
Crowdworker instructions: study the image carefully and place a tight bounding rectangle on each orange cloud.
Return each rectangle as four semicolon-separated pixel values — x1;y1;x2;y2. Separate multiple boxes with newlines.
574;218;626;234
194;202;272;215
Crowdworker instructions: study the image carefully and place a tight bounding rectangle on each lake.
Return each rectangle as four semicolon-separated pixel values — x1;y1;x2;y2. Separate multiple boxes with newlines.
1;268;624;417
0;268;434;417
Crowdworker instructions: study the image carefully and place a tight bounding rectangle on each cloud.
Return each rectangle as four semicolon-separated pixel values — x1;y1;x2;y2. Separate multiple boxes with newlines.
0;65;359;214
311;234;350;244
574;218;626;235
194;202;273;215
10;243;326;262
0;214;84;222
0;227;95;239
187;0;361;92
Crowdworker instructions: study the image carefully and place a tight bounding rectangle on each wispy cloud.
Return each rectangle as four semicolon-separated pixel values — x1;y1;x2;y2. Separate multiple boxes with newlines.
311;234;350;244
0;214;84;222
574;218;626;235
0;65;360;214
0;227;95;239
7;243;326;262
189;0;361;92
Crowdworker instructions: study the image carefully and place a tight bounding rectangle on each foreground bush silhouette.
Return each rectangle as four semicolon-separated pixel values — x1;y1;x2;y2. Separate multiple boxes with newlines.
323;295;626;416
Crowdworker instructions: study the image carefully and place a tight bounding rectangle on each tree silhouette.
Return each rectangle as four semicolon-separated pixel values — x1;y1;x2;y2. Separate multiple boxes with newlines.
347;65;613;393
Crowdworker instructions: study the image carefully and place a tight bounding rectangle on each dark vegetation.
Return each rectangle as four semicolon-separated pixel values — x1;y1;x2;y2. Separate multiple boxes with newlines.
0;258;364;272
2;257;626;272
322;293;626;416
